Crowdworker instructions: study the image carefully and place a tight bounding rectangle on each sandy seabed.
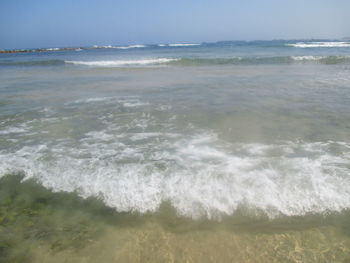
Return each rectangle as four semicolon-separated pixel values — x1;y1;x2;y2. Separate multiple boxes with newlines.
1;173;350;263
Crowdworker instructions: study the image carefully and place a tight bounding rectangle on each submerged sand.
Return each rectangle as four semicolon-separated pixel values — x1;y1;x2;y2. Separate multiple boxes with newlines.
1;173;350;263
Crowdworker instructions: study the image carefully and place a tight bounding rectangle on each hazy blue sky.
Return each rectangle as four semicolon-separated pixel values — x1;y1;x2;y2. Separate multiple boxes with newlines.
1;0;350;49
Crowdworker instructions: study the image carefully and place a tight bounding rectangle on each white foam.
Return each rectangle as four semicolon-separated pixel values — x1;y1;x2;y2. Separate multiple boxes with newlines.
84;131;115;142
129;132;179;141
71;97;114;104
91;44;146;49
0;125;28;135
92;45;114;49
122;101;149;108
1;130;350;220
45;47;60;51
156;43;200;47
291;56;324;61
115;45;146;49
65;58;178;67
287;42;350;48
68;97;147;107
168;43;201;47
1;98;350;220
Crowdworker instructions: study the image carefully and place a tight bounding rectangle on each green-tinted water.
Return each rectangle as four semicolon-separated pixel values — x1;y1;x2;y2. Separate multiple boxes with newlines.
1;174;350;262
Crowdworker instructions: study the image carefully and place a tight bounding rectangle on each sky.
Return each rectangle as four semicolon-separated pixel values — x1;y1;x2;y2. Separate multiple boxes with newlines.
1;0;350;49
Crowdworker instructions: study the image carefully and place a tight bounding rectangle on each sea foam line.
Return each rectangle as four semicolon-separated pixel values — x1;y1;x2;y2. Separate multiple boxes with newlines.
114;45;146;49
287;42;350;48
291;56;325;61
1;134;350;220
167;43;201;47
92;44;146;49
65;58;178;67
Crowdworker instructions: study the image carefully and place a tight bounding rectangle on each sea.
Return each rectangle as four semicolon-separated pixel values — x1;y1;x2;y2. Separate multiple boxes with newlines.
1;40;350;262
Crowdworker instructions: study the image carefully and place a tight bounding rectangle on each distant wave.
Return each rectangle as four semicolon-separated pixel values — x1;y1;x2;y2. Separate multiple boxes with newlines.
2;56;350;67
167;43;201;47
41;47;82;52
65;58;179;67
169;56;350;65
66;56;350;67
286;42;350;48
4;41;350;54
290;56;323;61
44;48;60;51
91;44;146;49
85;43;201;49
116;44;146;49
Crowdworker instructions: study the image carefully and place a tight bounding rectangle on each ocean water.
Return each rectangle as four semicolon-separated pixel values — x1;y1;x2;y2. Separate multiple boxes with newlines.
1;40;350;261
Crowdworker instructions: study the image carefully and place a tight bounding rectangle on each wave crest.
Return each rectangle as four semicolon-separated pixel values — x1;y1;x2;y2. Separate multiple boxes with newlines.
287;42;350;48
65;58;178;67
2;56;350;68
1;127;350;219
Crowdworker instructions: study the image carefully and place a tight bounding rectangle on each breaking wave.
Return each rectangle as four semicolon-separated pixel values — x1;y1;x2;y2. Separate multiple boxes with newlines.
2;56;350;68
65;58;178;67
287;42;350;48
64;56;350;67
167;43;201;47
169;56;350;65
1;97;350;220
92;44;146;49
1;134;350;220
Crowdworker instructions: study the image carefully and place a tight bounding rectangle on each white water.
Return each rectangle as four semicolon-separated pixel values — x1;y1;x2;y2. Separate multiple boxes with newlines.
65;58;178;67
1;97;350;219
291;56;325;61
92;44;146;49
287;42;350;48
168;43;201;47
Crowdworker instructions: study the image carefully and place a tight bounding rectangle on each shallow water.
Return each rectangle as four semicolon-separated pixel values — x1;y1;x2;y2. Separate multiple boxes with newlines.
1;40;350;261
1;174;350;262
